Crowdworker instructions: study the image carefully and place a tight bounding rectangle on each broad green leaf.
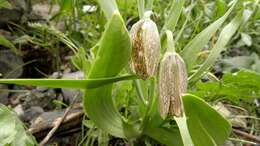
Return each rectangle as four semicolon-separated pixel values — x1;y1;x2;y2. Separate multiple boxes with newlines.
193;70;260;101
223;70;260;89
97;0;119;19
189;12;243;83
0;74;137;89
0;104;36;146
181;0;237;71
144;126;183;146
143;98;183;146
0;35;19;54
162;0;185;32
183;94;231;146
11;122;36;146
194;82;260;101
0;0;11;8
84;12;132;138
143;113;184;146
0;105;16;145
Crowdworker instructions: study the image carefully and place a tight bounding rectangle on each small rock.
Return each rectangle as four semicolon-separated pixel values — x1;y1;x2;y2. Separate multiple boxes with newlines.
0;84;9;104
0;29;11;39
24;106;44;122
215;102;247;128
50;72;63;79
62;71;84;104
0;8;23;27
30;109;83;131
32;4;59;20
223;140;235;146
22;89;56;110
14;104;25;118
36;86;49;92
0;49;24;78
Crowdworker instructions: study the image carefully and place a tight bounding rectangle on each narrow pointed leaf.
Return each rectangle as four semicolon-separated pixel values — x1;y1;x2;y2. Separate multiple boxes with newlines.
181;0;237;71
0;75;137;89
0;35;19;54
189;12;244;83
162;0;185;32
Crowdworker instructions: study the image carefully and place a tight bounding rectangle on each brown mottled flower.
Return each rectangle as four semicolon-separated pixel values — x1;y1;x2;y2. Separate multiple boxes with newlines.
130;19;160;79
158;52;188;119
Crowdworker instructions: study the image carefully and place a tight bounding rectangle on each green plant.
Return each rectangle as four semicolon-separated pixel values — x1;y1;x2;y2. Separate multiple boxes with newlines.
0;104;36;146
0;0;11;8
0;0;247;145
0;35;20;55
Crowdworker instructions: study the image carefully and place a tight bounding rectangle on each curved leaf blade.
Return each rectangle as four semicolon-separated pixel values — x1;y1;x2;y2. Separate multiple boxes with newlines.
183;94;231;146
181;0;237;71
189;12;244;83
143;99;184;146
0;35;19;54
97;0;119;19
0;104;36;146
162;0;185;32
84;12;132;138
0;75;137;89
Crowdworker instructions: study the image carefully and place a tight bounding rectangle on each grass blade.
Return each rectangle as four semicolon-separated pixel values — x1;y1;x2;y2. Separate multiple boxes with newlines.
0;75;137;89
162;0;185;32
189;12;244;83
0;35;20;55
181;0;237;71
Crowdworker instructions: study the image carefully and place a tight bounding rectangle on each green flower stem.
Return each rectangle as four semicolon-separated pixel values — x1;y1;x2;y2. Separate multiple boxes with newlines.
137;0;145;18
165;30;176;53
134;79;148;106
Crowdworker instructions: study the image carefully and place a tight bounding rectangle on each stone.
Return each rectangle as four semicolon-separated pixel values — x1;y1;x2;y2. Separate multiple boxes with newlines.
24;106;44;122
14;104;25;118
61;71;84;104
215;102;247;128
0;84;9;104
0;49;24;78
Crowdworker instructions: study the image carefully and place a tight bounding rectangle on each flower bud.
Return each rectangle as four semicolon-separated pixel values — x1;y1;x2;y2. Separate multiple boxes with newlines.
158;52;188;118
130;19;160;79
